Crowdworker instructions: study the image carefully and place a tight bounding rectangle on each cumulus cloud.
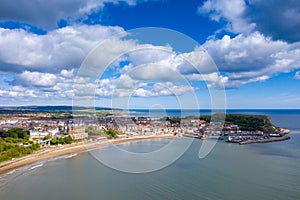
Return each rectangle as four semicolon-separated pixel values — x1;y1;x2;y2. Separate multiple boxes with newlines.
185;72;228;88
0;0;143;29
0;84;73;105
152;82;194;96
116;74;138;89
127;46;175;66
199;0;300;43
1;25;210;102
12;71;59;87
204;32;286;72
198;0;255;34
9;69;75;102
4;10;300;103
76;74;196;98
203;32;300;88
198;0;300;88
60;69;75;78
128;82;194;97
0;86;37;98
80;35;137;77
129;63;182;81
179;46;217;74
0;25;124;73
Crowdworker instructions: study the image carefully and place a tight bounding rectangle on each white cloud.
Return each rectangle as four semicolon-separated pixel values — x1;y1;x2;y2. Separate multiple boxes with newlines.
0;25;124;73
13;71;59;87
199;0;300;43
52;82;71;91
117;74;140;89
185;72;228;88
80;36;137;77
8;69;75;102
60;69;75;78
3;16;300;104
129;63;182;81
204;32;287;71
198;0;300;88
0;86;40;98
127;46;175;66
199;0;255;34
203;32;300;87
179;46;217;74
129;82;194;97
92;75;196;98
132;88;153;97
153;82;195;96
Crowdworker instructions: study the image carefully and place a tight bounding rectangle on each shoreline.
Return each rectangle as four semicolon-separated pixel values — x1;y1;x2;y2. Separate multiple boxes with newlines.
0;128;294;174
0;134;174;175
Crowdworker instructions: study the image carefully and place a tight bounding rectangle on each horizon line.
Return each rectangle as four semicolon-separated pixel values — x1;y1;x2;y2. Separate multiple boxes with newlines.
0;105;300;110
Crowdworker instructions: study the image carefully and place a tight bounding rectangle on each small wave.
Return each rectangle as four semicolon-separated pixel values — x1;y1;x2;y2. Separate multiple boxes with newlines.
48;155;65;162
30;163;44;170
6;169;16;175
65;154;78;159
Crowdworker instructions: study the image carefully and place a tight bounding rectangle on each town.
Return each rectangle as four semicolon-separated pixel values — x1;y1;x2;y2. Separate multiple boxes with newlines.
0;112;290;148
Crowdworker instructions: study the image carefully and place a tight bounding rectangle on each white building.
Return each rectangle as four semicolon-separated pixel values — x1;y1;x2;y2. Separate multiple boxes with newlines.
29;130;49;139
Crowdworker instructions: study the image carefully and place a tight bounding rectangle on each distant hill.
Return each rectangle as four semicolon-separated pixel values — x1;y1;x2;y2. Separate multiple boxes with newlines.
200;113;276;133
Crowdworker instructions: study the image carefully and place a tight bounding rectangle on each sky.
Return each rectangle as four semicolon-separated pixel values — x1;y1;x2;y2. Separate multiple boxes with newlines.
0;0;300;109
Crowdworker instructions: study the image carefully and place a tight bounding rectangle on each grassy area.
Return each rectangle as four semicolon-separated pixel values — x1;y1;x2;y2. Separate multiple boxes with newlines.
0;128;39;162
0;138;39;162
200;113;276;133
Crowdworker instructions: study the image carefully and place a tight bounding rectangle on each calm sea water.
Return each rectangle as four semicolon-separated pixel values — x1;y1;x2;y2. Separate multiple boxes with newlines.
0;110;300;200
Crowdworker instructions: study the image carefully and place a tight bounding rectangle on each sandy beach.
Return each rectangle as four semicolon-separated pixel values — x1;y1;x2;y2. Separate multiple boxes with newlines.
0;134;175;175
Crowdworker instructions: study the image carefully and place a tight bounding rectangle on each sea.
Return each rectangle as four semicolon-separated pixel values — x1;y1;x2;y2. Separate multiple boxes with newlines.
0;109;300;200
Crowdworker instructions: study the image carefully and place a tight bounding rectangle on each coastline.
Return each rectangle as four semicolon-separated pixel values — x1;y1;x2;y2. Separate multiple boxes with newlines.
0;134;174;175
0;127;293;174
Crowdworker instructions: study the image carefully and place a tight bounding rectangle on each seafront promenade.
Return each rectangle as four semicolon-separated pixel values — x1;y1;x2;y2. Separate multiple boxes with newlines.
0;134;174;174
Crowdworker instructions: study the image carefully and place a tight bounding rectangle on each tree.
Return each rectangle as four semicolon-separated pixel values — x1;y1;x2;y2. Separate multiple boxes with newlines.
3;128;29;139
43;135;51;140
105;129;118;139
0;143;4;152
50;138;58;145
64;136;72;144
59;137;65;144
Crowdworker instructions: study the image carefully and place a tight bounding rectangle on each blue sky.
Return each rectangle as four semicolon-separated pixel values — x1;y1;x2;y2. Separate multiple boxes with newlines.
0;0;300;109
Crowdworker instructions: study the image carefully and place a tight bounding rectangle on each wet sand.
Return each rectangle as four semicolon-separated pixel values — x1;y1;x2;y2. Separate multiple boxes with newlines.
0;134;174;174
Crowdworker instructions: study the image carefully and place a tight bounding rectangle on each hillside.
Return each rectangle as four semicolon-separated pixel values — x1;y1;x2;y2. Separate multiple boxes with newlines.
200;113;277;133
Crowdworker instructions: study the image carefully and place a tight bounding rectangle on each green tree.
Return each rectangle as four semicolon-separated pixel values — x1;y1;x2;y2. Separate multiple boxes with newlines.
50;138;58;145
0;143;4;152
4;137;14;143
64;136;72;144
43;135;51;140
59;137;65;144
105;129;118;139
4;128;29;139
31;143;39;150
4;131;17;139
